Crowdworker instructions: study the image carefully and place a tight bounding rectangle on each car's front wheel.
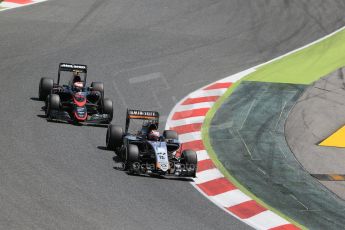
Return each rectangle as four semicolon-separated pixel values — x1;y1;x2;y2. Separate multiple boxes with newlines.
106;125;123;150
181;149;198;177
126;144;140;174
46;94;60;120
101;98;113;123
39;77;53;101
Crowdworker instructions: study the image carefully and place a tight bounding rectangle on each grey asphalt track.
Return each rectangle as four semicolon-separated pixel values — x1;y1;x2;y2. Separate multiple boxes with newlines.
286;68;345;201
1;0;345;229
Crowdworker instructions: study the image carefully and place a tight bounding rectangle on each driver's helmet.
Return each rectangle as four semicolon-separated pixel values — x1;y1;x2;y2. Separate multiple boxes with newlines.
73;82;83;92
148;130;160;141
72;70;82;83
147;123;157;132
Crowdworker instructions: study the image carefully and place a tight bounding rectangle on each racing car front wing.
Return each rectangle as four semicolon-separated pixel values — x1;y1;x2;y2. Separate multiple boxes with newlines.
48;110;111;124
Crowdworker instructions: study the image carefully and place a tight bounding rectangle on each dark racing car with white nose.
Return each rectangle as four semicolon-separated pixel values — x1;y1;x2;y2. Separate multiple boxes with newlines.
106;109;198;177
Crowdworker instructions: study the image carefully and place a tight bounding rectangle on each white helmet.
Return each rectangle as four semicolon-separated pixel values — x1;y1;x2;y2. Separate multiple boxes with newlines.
74;82;83;88
148;130;160;141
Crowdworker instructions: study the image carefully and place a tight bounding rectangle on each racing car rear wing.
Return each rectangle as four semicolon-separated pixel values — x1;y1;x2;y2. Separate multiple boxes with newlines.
125;109;159;133
58;63;88;84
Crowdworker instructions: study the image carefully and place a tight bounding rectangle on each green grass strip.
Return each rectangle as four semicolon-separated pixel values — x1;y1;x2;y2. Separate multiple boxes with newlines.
245;27;345;84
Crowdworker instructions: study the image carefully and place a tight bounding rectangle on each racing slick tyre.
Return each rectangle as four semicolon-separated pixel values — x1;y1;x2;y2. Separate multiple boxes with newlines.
126;144;140;174
102;98;113;123
91;82;104;98
106;125;123;150
46;94;60;120
181;149;198;177
127;144;139;162
163;130;178;140
39;77;54;101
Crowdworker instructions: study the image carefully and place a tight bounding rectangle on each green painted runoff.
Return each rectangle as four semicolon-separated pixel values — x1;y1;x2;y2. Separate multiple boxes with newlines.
245;28;345;84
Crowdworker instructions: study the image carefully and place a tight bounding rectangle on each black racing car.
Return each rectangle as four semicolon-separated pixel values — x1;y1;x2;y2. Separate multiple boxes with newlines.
106;109;198;177
38;63;113;124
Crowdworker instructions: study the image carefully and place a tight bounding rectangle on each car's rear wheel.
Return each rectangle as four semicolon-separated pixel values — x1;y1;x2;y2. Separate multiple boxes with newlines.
181;149;198;177
163;130;178;140
39;77;53;101
102;98;113;123
91;82;104;99
46;94;60;120
106;125;123;150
